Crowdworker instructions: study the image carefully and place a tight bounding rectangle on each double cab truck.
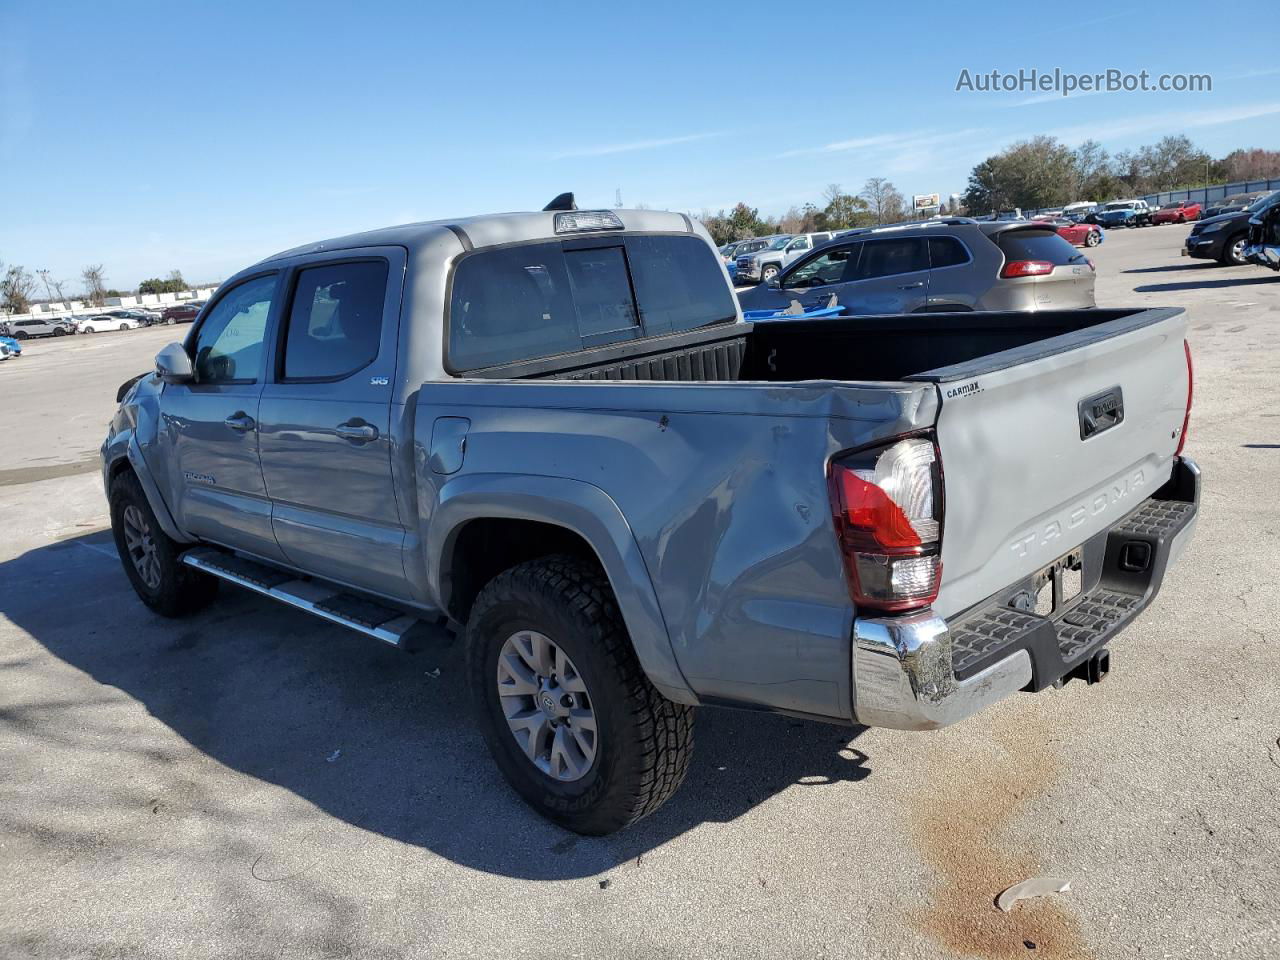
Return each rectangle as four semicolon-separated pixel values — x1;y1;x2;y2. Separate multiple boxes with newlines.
103;203;1200;834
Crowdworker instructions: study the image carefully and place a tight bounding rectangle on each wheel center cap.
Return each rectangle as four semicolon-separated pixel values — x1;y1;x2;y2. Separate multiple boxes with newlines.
539;692;557;714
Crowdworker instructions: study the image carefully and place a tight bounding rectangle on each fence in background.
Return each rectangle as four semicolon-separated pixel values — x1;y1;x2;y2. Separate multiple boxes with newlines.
1140;177;1280;210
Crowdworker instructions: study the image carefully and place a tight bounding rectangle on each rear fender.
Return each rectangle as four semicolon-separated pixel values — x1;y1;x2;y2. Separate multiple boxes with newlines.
426;473;695;705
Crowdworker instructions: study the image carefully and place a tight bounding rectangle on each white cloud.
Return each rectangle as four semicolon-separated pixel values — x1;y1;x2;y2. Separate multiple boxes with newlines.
546;131;724;160
1049;101;1280;145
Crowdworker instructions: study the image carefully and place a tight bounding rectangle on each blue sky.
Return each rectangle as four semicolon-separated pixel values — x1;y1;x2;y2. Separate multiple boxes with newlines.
1;0;1277;291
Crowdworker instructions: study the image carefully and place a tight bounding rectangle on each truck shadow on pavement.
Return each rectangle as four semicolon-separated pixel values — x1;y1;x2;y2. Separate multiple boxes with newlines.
1121;263;1218;274
1;531;872;881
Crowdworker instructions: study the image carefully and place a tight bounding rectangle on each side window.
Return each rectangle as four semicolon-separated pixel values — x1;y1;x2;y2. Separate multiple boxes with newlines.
928;237;970;269
788;237;810;252
192;274;275;384
282;260;388;380
782;244;858;288
856;238;928;279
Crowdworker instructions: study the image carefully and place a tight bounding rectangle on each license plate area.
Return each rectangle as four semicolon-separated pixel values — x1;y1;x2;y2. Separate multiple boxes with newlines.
1027;548;1084;617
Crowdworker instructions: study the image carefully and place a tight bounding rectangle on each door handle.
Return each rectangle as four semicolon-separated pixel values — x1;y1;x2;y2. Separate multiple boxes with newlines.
898;281;925;289
335;421;379;443
224;413;256;432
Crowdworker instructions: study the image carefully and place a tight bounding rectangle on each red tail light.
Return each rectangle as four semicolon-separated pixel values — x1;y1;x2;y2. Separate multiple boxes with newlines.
1176;339;1193;456
1000;259;1054;278
828;436;943;613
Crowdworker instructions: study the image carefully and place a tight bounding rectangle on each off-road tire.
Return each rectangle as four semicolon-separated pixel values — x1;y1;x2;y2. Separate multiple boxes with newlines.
466;555;694;835
109;471;218;617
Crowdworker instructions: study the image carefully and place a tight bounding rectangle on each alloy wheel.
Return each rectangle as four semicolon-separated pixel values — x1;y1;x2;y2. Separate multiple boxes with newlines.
496;630;597;782
121;504;162;590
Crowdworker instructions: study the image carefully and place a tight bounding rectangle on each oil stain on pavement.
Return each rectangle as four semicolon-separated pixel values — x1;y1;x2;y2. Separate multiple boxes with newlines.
907;708;1092;960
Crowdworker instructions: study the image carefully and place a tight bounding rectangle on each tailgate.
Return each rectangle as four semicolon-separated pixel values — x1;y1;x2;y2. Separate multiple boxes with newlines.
923;308;1190;619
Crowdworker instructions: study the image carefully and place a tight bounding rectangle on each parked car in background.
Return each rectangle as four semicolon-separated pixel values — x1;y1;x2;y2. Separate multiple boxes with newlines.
1245;198;1280;271
1152;200;1201;225
1047;218;1104;247
737;219;1095;315
104;308;159;326
1184;190;1280;266
1095;200;1154;228
737;233;839;284
0;316;76;339
76;313;139;334
1201;192;1269;220
0;335;22;357
734;234;793;283
1062;201;1097;222
0;338;18;360
158;303;202;325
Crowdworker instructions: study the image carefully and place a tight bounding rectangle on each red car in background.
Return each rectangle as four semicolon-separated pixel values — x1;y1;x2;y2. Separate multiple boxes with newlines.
1152;200;1202;224
1046;218;1103;247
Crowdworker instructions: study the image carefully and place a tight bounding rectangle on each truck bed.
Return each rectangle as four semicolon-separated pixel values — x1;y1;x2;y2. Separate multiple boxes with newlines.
466;308;1178;386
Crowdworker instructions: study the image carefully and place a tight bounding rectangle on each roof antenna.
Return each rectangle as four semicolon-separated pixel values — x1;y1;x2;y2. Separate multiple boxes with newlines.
543;192;577;212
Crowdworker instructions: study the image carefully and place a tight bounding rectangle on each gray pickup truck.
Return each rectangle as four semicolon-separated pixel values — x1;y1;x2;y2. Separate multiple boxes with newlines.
102;205;1200;834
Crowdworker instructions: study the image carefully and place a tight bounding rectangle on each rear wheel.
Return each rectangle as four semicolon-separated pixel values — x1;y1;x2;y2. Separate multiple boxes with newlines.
1085;229;1100;247
466;555;693;835
109;471;218;617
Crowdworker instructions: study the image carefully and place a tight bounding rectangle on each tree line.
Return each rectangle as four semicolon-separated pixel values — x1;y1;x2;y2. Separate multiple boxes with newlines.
963;137;1280;214
699;177;915;246
0;263;190;315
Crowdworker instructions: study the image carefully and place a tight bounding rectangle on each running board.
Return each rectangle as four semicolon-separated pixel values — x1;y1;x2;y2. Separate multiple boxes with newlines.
181;547;451;649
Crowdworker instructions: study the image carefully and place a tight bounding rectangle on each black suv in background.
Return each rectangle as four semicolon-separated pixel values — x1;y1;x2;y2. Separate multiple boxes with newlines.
1184;190;1280;266
736;219;1095;315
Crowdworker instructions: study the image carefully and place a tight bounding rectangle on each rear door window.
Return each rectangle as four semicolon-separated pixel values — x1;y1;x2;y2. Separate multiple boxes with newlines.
855;238;928;279
282;260;389;380
996;229;1080;265
448;234;735;370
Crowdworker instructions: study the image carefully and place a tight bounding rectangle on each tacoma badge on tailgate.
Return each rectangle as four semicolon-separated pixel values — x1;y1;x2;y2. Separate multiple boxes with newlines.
1078;386;1124;440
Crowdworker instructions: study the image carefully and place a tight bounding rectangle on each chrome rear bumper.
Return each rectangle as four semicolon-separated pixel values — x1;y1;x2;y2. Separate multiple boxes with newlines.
851;457;1200;731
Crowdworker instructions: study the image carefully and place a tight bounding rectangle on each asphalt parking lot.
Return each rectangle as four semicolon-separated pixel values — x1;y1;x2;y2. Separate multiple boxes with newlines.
2;226;1278;960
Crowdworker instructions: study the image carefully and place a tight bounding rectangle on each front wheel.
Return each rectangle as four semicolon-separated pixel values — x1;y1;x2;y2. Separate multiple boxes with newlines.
82;326;95;334
467;555;694;835
761;264;780;283
53;327;67;337
120;322;131;331
109;471;218;617
166;318;176;326
1222;234;1249;266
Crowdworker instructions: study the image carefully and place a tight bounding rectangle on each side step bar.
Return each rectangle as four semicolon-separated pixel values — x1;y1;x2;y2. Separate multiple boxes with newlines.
181;547;452;649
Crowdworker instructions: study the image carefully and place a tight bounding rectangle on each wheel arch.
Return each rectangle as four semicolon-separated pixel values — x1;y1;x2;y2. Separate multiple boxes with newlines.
427;473;696;704
103;435;191;545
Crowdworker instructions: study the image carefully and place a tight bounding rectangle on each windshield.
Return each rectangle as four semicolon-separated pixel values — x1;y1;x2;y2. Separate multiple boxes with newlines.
1160;203;1181;210
1246;191;1280;214
1104;203;1132;211
766;236;792;250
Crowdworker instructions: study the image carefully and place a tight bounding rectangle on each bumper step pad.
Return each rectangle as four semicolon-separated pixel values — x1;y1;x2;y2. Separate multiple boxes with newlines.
948;485;1197;689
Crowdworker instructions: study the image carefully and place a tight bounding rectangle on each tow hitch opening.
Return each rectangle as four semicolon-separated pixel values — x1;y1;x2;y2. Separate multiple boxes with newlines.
1061;647;1111;687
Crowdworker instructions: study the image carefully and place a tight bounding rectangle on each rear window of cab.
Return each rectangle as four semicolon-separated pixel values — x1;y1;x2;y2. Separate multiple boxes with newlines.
447;234;737;372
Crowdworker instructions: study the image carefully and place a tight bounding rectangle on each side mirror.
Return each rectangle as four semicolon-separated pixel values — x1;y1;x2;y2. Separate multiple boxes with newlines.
155;342;194;383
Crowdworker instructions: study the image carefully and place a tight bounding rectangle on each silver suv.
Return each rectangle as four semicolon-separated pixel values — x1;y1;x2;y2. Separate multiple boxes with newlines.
737;219;1096;315
737;232;836;283
1;316;77;339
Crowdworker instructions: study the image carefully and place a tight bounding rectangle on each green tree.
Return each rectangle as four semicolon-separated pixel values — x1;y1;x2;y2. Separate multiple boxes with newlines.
963;136;1076;212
